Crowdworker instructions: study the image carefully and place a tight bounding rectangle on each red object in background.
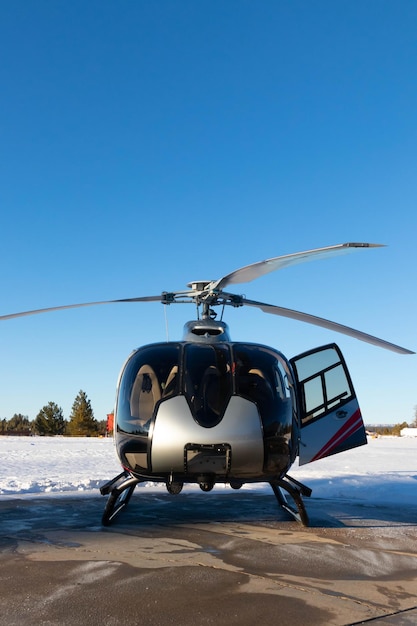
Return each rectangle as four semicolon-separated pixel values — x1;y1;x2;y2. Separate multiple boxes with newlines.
106;413;114;435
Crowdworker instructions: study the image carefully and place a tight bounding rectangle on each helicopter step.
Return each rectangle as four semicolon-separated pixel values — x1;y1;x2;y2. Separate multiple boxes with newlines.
269;475;312;526
100;471;142;526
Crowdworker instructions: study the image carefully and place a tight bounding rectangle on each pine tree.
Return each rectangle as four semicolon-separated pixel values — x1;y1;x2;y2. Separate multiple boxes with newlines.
33;402;65;436
67;390;98;436
6;413;32;433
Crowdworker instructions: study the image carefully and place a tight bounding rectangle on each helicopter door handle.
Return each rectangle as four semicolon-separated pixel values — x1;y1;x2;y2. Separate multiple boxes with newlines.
335;410;348;419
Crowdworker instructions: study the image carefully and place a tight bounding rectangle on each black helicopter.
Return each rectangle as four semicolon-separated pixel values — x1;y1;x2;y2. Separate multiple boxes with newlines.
1;243;414;526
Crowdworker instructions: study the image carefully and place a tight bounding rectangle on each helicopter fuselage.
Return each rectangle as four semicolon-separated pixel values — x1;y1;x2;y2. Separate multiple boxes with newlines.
114;320;299;490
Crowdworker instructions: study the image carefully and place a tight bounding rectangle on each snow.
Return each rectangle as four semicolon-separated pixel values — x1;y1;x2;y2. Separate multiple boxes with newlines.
1;435;416;508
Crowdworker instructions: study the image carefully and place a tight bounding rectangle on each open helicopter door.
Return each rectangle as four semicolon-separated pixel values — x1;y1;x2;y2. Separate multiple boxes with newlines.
290;344;367;466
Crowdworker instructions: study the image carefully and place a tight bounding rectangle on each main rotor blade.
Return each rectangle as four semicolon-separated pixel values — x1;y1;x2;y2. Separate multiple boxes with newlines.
241;297;414;355
0;295;162;321
212;243;384;291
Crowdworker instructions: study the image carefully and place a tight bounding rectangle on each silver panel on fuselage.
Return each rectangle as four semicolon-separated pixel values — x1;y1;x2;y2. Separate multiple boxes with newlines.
151;395;264;477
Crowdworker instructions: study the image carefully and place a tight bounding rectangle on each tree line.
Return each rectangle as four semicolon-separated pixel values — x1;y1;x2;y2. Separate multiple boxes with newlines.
368;422;413;437
1;390;108;436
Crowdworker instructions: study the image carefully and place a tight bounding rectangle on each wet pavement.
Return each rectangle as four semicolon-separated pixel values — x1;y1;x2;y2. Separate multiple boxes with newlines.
1;489;417;625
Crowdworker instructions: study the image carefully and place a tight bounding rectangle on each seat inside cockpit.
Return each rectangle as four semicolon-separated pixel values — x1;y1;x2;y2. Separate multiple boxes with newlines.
130;365;161;432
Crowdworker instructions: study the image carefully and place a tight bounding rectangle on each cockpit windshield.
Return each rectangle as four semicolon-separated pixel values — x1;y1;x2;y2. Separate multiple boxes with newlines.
116;342;294;436
184;344;232;427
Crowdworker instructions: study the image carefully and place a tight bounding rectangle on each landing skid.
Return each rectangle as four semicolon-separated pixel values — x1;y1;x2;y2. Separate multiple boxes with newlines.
100;471;312;527
100;471;142;526
270;475;312;526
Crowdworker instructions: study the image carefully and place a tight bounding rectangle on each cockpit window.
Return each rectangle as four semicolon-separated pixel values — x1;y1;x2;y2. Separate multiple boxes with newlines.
117;344;180;435
234;345;293;436
184;344;232;427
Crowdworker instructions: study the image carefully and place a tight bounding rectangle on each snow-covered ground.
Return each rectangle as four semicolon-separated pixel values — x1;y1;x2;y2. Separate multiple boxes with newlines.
1;435;416;507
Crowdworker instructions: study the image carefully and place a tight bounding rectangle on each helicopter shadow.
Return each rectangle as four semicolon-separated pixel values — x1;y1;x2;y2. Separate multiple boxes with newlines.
114;489;289;527
111;486;417;531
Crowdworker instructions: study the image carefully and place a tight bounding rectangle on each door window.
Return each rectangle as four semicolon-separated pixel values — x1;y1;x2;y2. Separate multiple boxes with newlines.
292;345;354;425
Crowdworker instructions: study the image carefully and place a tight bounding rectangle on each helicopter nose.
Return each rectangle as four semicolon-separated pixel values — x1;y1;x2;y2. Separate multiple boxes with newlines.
150;396;264;477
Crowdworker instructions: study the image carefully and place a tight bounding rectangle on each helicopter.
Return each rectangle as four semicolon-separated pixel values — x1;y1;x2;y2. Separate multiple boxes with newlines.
1;243;414;526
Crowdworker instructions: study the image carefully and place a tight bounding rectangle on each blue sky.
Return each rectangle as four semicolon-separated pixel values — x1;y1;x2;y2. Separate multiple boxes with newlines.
1;1;416;425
